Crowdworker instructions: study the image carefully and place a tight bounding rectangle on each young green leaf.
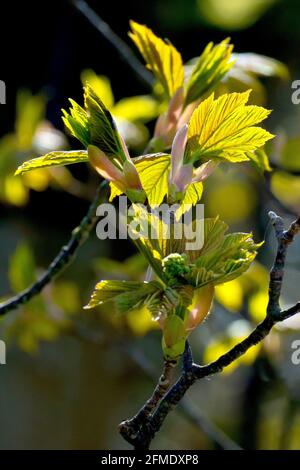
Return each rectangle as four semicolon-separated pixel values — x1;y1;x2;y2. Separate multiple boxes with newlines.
246;148;272;173
85;279;161;312
109;182;124;201
129;20;184;100
15;150;88;175
135;153;171;206
185;39;234;106
62;99;90;147
84;85;126;161
186;91;274;163
175;181;203;219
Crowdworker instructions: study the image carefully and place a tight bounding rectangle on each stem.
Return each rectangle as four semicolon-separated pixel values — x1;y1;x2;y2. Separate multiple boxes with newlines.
119;212;300;449
70;0;153;88
0;182;107;316
119;359;176;449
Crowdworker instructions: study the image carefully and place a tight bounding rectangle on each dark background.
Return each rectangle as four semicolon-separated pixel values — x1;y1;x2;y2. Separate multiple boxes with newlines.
1;0;300;450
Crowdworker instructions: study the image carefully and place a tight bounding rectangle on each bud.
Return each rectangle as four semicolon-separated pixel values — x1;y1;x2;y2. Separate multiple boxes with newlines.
186;283;215;332
154;87;184;147
88;145;127;191
162;253;190;285
162;315;186;360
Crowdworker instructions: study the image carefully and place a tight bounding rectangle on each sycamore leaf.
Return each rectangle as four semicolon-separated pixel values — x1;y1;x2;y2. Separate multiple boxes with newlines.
185;38;234;105
135;153;171;206
175;181;203;219
189;229;262;287
62;99;90;147
129;20;184;99
190;217;228;261
84;84;126;160
109;182;124;201
246;148;271;173
85;280;146;308
186;91;274;163
84;279;161;312
15;150;88;175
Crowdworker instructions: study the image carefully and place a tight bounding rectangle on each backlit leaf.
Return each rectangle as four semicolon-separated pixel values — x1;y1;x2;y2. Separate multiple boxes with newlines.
129;20;184;99
186;91;274;163
175;181;203;219
135;153;171;206
15;150;88;175
62;99;90;147
85;279;161;312
185;38;234;105
84;85;126;160
109;182;124;201
247;148;271;172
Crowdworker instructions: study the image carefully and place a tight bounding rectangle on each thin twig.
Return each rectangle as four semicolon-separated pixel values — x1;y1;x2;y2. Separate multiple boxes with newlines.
0;182;107;316
70;0;153;88
119;212;300;449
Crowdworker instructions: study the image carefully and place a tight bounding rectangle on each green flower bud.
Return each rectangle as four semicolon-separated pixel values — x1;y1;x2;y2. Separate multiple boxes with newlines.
162;253;190;285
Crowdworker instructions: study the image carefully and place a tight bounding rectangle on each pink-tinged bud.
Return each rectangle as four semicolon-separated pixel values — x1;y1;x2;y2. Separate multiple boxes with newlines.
154;86;184;147
172;162;193;193
192;160;218;183
177;100;199;129
119;133;132;162
170;124;188;183
88;145;127;191
167;86;184;125
123;160;142;190
154;113;167;140
186;283;215;332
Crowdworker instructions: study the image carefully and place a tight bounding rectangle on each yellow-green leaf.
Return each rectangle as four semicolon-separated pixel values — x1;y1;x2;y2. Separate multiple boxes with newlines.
185;38;234;105
62;99;90;147
135;153;171;206
85;279;159;311
84;85;125;160
109;182;124;201
15;150;88;175
129;20;184;99
246;148;271;173
175;181;203;219
186;91;274;163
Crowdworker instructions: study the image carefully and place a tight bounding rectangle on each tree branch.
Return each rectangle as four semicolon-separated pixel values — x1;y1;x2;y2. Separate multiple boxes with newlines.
70;0;153;88
124;344;241;449
119;212;300;449
119;359;176;447
0;182;107;316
